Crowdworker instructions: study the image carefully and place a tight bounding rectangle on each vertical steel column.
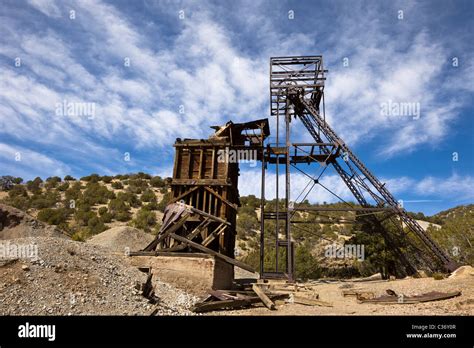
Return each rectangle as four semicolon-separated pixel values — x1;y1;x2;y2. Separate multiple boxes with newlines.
285;102;294;281
259;144;265;276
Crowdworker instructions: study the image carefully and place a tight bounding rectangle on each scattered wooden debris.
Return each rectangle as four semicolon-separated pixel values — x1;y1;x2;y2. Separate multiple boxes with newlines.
252;284;276;310
358;290;461;304
142;272;159;304
192;293;288;313
352;273;383;282
190;280;334;313
342;289;375;301
292;295;332;307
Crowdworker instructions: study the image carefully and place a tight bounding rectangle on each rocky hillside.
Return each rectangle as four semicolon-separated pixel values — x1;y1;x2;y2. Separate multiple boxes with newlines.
1;174;471;280
0;173;169;241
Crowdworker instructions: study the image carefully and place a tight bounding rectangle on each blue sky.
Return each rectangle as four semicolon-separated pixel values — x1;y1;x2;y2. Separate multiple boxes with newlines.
0;0;473;215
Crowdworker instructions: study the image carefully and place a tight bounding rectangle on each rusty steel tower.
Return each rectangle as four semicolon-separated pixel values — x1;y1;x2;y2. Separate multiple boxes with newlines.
259;56;457;281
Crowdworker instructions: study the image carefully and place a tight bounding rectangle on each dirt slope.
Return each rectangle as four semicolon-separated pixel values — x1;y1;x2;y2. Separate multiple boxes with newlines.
0;204;69;240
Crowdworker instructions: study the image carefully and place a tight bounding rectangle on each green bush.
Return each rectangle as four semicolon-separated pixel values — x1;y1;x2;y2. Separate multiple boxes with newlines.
30;191;60;209
132;208;157;232
12;177;23;184
64;175;76;181
37;208;70;225
99;212;113;223
98;207;108;215
115;211;132;222
144;201;158;210
8;185;28;198
157;192;171;212
74;210;97;226
45;176;61;189
82;182;115;205
80;174;100;183
101;176;113;183
87;216;106;234
111;181;124;189
150;176;165;188
117;192;141;208
26;177;43;194
141;189;156;202
57;182;70;191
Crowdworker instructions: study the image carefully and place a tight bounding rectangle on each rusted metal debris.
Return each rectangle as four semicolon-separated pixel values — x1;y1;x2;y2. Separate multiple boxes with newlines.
358;290;462;304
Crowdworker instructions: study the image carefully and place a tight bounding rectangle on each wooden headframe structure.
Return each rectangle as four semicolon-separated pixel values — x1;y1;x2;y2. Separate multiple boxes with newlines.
141;119;269;270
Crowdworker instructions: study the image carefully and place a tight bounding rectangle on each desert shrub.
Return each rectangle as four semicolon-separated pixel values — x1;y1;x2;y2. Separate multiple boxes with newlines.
143;201;158;210
157;192;171;212
115;211;132;222
45;176;61;189
132;172;152;180
80;174;100;183
12;177;23;184
140;189;156;202
82;182;115;205
150;176;165;188
74;210;97;226
57;182;70;191
37;208;70;225
26;177;43;194
99;212;113;223
87;216;106;234
64;175;76;181
101;176;113;183
98;207;108;215
132;208;157;232
111;181;124;189
8;185;28;198
117;192;141;208
6;196;29;210
30;191;60;209
65;182;83;202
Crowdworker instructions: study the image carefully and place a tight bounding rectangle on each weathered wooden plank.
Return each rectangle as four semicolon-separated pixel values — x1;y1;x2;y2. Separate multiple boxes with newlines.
204;187;238;210
169;232;255;273
143;213;189;251
192;294;288;313
169;186;199;204
293;296;332;307
252;284;276;310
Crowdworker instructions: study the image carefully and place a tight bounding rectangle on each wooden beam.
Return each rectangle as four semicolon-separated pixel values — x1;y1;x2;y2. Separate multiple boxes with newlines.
252;284;276;310
169;233;255;273
143;213;189;251
201;223;226;247
192;294;288;313
171;179;231;186
169;186;199;204
204;186;238;210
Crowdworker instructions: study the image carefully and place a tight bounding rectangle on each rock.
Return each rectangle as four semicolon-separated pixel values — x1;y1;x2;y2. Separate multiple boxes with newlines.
21;264;29;271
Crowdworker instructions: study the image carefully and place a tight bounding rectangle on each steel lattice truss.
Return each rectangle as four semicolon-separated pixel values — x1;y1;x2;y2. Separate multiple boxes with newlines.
260;56;457;281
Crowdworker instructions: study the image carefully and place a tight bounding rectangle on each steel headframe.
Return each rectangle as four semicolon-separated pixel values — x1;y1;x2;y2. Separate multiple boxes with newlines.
259;56;457;282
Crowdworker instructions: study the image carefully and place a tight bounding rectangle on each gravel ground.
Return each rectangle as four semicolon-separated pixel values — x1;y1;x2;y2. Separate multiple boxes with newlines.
0;237;198;315
87;226;155;253
211;270;474;316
